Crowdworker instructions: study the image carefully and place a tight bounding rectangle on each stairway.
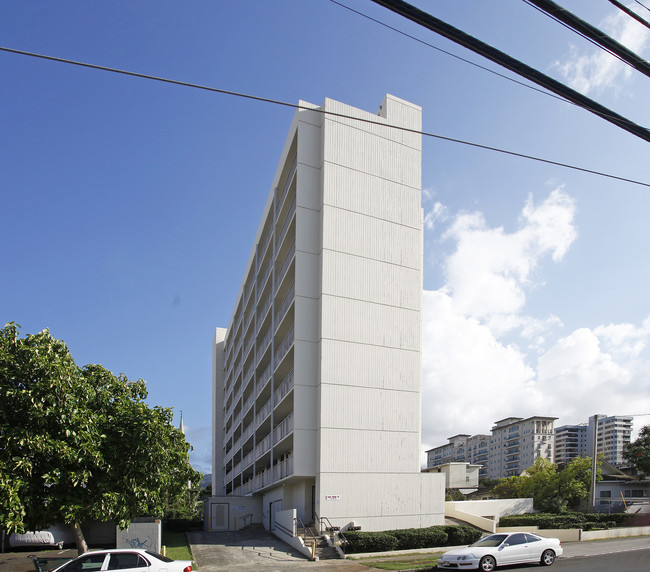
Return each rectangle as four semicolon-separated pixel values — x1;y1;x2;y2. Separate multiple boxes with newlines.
313;535;340;560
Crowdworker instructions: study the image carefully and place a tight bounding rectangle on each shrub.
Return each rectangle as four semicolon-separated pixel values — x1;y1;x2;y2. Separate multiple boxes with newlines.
344;525;478;553
445;525;482;545
390;527;448;550
344;531;399;553
498;512;630;530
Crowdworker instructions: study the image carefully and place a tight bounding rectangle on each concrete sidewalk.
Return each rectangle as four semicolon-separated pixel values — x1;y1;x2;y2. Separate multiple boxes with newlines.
187;530;374;571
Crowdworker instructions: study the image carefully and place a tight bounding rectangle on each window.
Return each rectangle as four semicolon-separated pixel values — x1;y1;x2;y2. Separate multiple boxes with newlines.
507;533;528;546
600;490;611;498
60;554;107;571
525;533;541;543
107;552;149;570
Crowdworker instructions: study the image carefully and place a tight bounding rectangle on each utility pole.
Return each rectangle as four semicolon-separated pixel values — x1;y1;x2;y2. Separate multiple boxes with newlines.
589;415;599;512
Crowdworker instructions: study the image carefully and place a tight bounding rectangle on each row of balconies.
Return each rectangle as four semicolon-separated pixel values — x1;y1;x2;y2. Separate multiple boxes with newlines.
224;418;295;492
223;369;296;463
222;153;297;378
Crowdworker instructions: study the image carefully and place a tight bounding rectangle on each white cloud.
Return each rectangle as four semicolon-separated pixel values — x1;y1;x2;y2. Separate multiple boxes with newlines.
421;188;650;457
554;8;650;94
440;188;576;334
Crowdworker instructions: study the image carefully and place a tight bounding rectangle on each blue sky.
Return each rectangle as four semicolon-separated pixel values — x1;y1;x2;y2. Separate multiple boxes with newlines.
2;1;650;473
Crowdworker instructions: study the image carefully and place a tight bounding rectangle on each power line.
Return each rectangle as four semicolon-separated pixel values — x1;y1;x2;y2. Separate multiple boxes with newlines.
607;0;650;30
370;0;650;143
1;45;649;188
633;0;650;14
329;0;570;104
334;0;649;141
523;0;633;69
524;0;650;79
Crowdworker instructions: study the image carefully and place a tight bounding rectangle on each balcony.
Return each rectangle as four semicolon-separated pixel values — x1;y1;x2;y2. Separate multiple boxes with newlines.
274;369;294;405
274;326;294;367
274;413;294;444
276;155;297;210
273;456;294;482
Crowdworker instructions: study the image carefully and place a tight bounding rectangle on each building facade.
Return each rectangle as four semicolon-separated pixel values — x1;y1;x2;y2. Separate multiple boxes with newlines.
208;95;444;533
426;417;556;479
554;415;633;468
554;423;587;466
587;414;633;467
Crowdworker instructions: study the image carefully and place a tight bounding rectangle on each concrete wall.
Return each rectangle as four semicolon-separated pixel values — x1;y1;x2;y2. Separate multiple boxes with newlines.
204;496;263;531
315;95;431;530
446;498;534;532
116;521;161;553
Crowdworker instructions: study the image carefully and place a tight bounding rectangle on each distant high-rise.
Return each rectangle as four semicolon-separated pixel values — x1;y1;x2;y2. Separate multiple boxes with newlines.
426;416;557;479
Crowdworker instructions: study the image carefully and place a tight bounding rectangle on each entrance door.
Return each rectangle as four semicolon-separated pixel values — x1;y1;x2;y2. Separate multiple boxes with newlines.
210;503;229;531
269;499;282;531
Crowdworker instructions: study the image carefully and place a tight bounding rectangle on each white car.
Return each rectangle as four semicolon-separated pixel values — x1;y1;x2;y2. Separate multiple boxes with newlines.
437;532;563;571
51;548;192;572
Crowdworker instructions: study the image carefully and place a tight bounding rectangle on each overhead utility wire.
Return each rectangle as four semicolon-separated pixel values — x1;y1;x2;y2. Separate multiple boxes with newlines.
607;0;650;30
1;46;648;189
369;0;650;144
329;0;569;104
525;0;650;77
634;0;650;14
523;0;633;66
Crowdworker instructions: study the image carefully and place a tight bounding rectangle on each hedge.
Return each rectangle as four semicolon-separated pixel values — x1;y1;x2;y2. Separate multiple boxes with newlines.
344;524;481;553
498;512;630;530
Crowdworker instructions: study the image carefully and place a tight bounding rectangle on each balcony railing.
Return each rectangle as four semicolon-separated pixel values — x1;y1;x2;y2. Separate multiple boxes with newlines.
274;326;294;366
274;413;294;443
275;195;296;249
257;399;272;426
256;434;271;457
276;155;297;210
273;456;294;482
274;369;294;405
275;283;295;325
275;240;295;290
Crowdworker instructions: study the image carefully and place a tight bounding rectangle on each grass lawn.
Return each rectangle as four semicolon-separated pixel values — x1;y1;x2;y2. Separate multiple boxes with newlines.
161;530;194;563
354;552;444;570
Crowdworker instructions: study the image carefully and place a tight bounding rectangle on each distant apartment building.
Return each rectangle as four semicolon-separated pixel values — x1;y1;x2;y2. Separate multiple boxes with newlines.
426;416;556;479
206;94;445;534
554;423;587;465
554;415;633;468
489;417;556;478
588;414;633;467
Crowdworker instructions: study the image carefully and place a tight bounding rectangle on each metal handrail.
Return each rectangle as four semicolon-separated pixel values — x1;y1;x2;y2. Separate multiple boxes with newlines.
295;515;317;546
316;514;348;549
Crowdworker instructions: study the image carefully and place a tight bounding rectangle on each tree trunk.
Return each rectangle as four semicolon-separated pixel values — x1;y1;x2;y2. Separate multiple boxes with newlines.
71;522;88;555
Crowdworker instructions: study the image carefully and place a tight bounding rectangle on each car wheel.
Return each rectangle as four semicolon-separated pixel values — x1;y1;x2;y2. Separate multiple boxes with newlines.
479;555;496;572
540;549;555;566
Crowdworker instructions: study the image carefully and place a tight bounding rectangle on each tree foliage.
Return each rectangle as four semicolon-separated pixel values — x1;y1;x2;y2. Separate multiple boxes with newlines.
0;323;201;551
623;425;650;478
490;456;600;512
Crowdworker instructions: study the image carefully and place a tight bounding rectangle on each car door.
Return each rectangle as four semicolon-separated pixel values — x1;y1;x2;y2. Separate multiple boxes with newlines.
105;552;150;572
498;533;531;564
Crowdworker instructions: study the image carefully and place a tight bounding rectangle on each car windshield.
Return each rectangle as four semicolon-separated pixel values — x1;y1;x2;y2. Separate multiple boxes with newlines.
470;534;508;548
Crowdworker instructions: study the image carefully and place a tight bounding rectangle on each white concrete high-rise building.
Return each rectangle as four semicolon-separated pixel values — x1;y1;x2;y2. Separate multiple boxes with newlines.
207;95;444;534
426;417;556;480
586;414;633;467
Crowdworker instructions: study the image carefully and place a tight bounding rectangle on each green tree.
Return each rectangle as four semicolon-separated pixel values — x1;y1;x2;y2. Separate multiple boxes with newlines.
623;425;650;478
0;323;201;553
491;457;599;513
558;455;598;510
